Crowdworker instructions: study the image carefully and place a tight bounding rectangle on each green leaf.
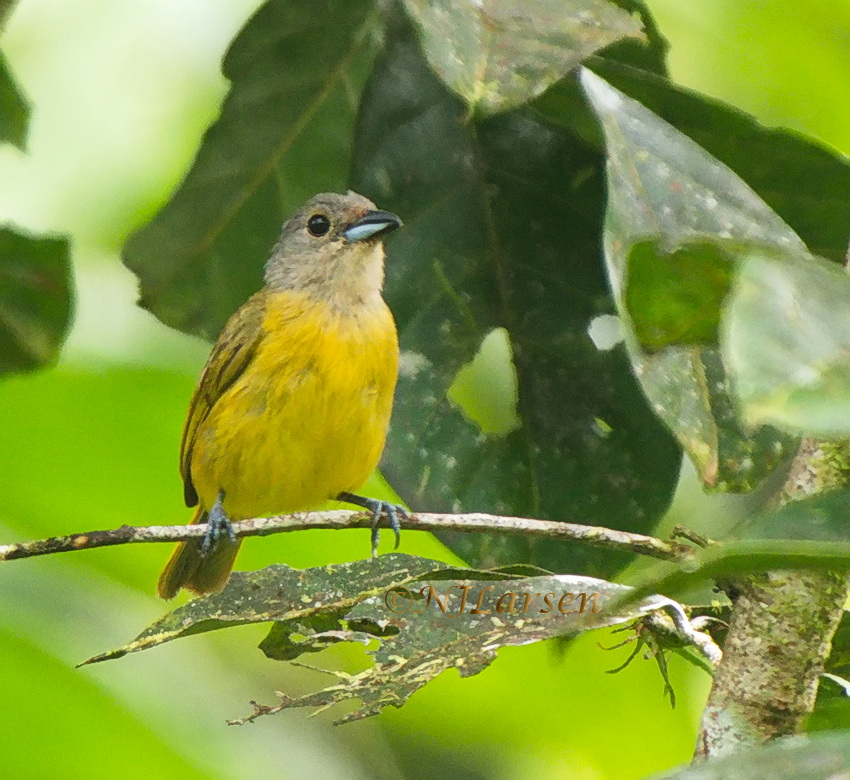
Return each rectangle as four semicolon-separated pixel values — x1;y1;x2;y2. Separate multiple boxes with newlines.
580;68;797;491
0;227;72;375
122;0;379;339
537;60;850;266
0;50;28;150
740;487;850;544
0;2;19;30
602;1;668;75
619;540;850;622
83;554;452;664
618;234;850;437
825;615;850;685
586;60;850;265
353;13;680;576
660;732;850;779
723;249;850;435
805;698;850;734
625;239;736;350
620;488;850;606
808;669;850;733
821;673;850;697
86;554;682;724
401;0;644;115
816;613;850;728
249;573;676;724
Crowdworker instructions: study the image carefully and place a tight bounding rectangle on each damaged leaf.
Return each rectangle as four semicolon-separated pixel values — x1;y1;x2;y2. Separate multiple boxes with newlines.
247;572;676;723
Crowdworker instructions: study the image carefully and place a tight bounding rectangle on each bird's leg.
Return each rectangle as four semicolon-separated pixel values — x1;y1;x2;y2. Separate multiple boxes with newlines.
336;492;409;558
200;490;237;556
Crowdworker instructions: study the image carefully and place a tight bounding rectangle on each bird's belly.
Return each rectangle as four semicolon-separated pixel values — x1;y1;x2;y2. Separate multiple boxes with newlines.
190;309;397;519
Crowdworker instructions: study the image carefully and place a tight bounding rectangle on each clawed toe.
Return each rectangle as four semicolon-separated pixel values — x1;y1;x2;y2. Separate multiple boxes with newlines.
337;491;409;558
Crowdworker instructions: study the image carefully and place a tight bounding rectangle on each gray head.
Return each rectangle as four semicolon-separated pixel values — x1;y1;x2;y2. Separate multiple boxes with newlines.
264;191;402;304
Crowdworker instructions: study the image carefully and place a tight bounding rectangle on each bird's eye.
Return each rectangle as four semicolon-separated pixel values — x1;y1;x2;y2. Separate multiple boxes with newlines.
307;213;331;237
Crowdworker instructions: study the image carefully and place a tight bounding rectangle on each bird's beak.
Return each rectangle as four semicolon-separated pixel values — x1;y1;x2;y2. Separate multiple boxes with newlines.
343;210;403;243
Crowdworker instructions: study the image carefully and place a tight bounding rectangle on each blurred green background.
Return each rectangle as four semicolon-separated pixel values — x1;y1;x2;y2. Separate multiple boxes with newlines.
0;1;848;778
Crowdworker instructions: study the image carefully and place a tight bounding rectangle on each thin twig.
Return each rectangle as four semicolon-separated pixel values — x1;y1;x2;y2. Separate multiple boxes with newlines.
0;511;694;562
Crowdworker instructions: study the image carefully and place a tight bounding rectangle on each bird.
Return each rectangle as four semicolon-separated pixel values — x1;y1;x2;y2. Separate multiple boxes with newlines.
157;191;406;599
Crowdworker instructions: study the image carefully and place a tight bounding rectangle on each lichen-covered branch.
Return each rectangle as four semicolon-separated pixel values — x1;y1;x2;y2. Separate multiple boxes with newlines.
0;510;694;563
695;438;850;759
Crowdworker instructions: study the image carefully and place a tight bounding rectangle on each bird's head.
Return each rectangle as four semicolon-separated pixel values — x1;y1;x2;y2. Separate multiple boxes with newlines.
264;191;402;307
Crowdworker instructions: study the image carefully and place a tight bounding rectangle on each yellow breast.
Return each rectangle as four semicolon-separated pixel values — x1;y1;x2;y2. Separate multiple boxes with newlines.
190;290;399;519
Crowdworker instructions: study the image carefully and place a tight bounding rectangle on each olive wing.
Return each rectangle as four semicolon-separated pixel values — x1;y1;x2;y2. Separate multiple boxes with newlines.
180;295;266;507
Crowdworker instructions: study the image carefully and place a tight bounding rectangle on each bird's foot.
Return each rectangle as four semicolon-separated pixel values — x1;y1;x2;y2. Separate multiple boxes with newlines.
201;492;237;556
336;492;409;557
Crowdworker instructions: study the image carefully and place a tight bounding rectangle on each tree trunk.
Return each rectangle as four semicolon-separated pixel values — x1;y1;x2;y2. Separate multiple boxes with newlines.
695;438;850;759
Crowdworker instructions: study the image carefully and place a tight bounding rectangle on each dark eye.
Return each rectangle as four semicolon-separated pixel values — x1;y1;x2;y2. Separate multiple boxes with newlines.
307;213;331;237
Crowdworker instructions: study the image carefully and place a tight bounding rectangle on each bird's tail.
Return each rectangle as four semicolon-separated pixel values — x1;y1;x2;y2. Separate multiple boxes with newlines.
157;507;242;599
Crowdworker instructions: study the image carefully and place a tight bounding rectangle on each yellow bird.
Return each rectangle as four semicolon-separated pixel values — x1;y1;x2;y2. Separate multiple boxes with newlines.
158;192;405;599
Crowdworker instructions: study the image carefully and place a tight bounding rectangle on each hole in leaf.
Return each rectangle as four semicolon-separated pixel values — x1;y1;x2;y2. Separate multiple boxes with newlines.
348;619;401;638
447;327;521;436
587;314;624;351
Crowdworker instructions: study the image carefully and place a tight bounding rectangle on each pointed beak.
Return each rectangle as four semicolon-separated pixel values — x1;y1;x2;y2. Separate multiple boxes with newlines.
343;210;403;243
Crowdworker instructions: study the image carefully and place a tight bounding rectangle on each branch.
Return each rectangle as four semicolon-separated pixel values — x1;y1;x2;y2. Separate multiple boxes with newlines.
0;510;694;563
661;603;724;667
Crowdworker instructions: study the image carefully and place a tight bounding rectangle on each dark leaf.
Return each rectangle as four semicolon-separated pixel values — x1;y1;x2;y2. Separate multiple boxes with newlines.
249;573;676;723
401;0;643;115
82;553;454;664
527;1;671;148
0;50;28;150
122;0;380;338
0;227;72;375
824;613;850;690
580;68;797;491
601;0;668;75
353;13;680;576
85;555;683;724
